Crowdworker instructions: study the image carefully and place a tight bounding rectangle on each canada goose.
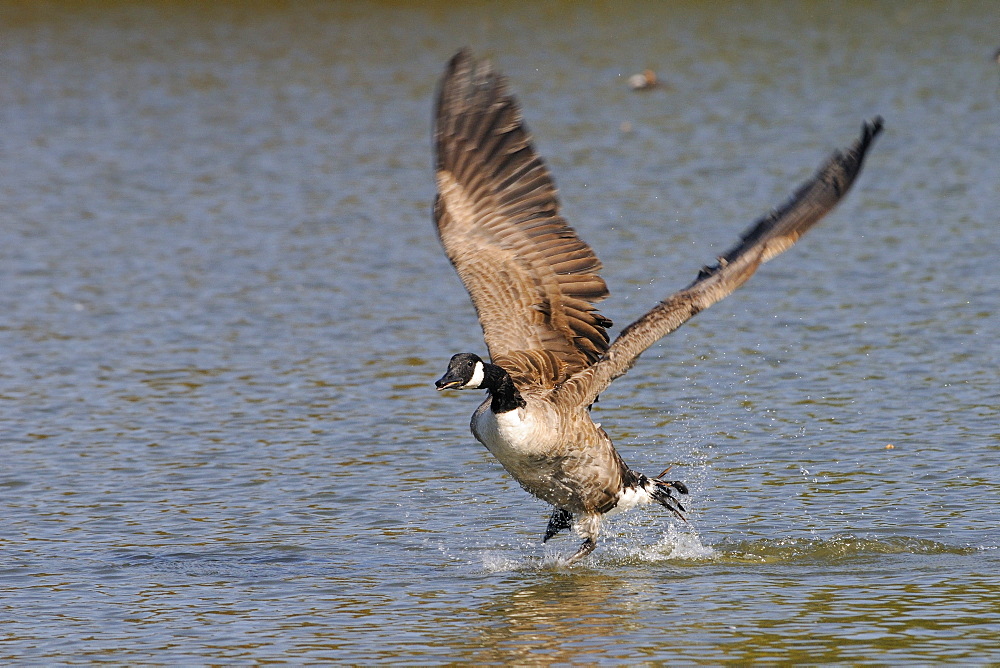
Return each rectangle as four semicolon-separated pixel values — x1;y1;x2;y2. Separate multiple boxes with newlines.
432;48;883;564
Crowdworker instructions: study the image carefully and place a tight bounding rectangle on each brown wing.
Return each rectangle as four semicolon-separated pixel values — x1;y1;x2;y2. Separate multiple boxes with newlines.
434;49;612;388
558;117;884;407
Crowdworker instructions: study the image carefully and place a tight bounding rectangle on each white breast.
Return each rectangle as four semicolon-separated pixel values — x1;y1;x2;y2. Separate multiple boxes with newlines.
468;401;607;511
471;402;554;462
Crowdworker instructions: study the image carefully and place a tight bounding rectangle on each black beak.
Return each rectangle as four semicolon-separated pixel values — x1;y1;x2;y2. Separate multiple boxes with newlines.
435;373;462;391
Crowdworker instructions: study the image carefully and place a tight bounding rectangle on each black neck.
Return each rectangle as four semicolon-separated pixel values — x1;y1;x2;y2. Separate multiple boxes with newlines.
482;363;526;413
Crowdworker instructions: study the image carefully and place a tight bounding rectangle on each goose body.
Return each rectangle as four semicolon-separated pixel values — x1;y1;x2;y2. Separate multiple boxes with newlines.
431;49;883;564
471;391;620;513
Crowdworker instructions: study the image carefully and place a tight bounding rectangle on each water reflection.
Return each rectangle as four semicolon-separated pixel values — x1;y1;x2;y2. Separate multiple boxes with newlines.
686;561;1000;664
471;574;641;664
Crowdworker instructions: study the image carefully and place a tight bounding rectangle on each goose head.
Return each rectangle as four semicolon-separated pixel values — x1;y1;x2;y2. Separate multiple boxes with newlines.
435;353;486;391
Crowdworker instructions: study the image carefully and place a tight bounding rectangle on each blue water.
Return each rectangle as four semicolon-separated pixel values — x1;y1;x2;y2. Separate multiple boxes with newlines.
1;1;998;663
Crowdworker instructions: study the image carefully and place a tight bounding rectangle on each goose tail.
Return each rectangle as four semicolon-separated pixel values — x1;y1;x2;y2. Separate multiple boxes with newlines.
639;474;689;521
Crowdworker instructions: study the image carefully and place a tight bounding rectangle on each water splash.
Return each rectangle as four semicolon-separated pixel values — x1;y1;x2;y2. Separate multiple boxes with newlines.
601;523;717;564
644;524;718;560
474;524;716;572
480;551;532;573
479;542;594;572
475;530;978;572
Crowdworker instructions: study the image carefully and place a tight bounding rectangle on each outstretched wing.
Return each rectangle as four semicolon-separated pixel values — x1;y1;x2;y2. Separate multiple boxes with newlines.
433;49;612;389
558;117;884;407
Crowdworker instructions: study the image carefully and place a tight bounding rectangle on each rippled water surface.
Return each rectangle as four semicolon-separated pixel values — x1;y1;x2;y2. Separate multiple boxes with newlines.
2;1;998;663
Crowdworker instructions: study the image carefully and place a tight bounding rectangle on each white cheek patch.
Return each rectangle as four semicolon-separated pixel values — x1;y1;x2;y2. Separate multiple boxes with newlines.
462;361;485;389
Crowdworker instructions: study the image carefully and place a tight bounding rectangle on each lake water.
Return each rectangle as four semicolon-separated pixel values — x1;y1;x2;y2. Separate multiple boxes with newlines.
1;1;998;663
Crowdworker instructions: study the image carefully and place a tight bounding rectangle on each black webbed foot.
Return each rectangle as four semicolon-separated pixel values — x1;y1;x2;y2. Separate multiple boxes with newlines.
646;475;689;522
655;467;689;496
666;480;689;495
543;508;573;542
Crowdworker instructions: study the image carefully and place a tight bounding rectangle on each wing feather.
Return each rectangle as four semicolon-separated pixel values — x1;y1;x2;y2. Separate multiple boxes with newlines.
558;117;884;407
434;49;612;387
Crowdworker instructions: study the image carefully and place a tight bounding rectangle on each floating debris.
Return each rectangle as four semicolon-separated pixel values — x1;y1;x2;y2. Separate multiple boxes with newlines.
628;69;658;91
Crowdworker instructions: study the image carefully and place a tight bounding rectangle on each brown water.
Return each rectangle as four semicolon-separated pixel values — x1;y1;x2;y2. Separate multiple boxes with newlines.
2;1;999;663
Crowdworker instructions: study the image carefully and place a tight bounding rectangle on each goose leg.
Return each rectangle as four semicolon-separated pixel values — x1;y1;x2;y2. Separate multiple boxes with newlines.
543;508;573;542
565;538;596;565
